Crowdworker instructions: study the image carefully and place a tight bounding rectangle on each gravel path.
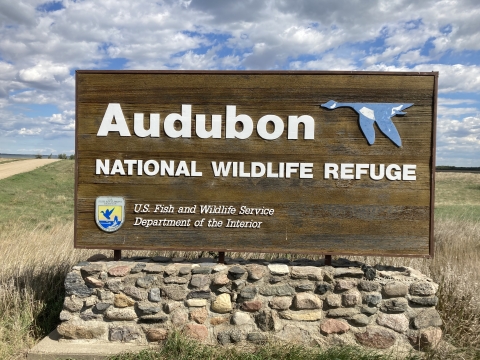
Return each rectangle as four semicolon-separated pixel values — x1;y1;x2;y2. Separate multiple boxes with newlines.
0;159;60;180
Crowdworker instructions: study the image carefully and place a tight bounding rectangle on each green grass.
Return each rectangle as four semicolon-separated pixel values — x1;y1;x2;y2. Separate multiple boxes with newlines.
435;172;480;220
110;331;420;360
0;160;74;230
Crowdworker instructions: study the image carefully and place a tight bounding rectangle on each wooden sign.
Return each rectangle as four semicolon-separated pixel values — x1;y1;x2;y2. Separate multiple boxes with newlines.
75;71;437;257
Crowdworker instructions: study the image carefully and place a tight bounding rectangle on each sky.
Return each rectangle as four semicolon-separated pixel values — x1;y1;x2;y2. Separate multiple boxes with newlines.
0;0;479;166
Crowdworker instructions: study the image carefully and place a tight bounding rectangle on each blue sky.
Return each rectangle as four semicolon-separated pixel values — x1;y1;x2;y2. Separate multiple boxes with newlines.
0;0;479;166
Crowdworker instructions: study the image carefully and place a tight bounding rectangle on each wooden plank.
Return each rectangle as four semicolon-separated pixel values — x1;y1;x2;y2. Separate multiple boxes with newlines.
75;71;437;256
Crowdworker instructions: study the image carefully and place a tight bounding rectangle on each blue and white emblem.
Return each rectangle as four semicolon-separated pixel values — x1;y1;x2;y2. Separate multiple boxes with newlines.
95;196;125;232
321;100;413;147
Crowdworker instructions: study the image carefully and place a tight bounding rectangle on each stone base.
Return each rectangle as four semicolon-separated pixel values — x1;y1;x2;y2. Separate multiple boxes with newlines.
55;256;443;352
27;329;154;359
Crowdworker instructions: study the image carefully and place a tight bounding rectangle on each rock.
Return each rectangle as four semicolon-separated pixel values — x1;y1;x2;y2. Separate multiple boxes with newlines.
363;293;382;306
269;276;283;284
377;312;409;333
259;284;295;297
294;282;315;292
130;263;146;274
342;291;361;307
85;277;104;288
95;302;111;312
334;268;364;278
246;265;265;280
279;310;323;321
84;296;97;307
211;293;232;313
213;273;229;285
359;280;381;292
162;285;188;301
360;306;378;316
146;328;168;342
327;308;359;318
217;331;231;345
410;282;437;296
349;314;370;326
97;289;114;302
80;263;106;277
114;294;135;308
109;326;143;342
320;319;350;334
241;300;263;312
419;327;443;348
232;311;252;325
57;319;107;340
413;308;443;329
232;279;245;290
255;309;275;331
105;307;137;321
105;279;124;293
355;326;396;349
183;324;208;341
164;264;179;276
213;264;227;273
136;275;156;288
240;286;257;300
190;274;211;289
148;288;161;302
409;296;438;307
136;302;162;315
293;293;322;310
267;264;289;276
187;291;211;299
164;276;188;285
59;310;72;321
269;296;292;310
186;299;207;307
163;302;180;314
139;313;168;323
316;282;334;295
228;266;246;279
178;266;192;276
152;256;171;263
335;279;357;291
247;332;267;343
65;272;94;298
215;285;227;295
210;316;229;326
383;281;408;297
326;294;342;308
123;286;147;301
190;307;208;324
290;266;323;280
171;309;188;326
192;266;213;275
381;298;408;313
63;296;84;312
144;264;164;274
108;265;131;277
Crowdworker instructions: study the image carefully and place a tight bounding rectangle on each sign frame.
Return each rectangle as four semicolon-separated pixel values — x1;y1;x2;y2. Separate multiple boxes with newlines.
75;70;438;258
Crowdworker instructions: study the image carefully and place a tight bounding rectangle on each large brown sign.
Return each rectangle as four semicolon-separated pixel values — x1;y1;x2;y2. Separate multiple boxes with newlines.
75;71;437;257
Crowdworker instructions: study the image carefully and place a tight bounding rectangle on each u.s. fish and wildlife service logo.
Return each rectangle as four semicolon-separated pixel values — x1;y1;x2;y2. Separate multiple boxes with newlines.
95;196;125;232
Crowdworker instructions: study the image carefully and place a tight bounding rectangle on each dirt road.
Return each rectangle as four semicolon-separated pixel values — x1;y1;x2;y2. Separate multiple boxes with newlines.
0;159;60;180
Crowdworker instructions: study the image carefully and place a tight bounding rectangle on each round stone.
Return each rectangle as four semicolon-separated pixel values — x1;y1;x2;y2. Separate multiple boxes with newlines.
211;293;232;313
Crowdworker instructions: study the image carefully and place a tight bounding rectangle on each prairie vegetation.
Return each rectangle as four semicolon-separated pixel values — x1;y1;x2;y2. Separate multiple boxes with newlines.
0;163;479;359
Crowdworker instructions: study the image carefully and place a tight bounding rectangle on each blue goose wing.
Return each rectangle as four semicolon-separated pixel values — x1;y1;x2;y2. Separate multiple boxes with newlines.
375;107;402;147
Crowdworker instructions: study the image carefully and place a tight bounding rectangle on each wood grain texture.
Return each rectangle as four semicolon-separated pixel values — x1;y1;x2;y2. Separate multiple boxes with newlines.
75;71;437;256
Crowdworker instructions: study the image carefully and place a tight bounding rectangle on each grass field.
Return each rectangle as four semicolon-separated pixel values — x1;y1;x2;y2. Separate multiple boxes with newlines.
0;163;479;359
